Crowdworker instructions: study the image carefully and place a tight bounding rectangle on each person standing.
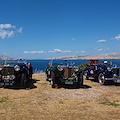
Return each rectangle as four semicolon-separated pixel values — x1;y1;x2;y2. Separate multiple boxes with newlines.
27;62;33;80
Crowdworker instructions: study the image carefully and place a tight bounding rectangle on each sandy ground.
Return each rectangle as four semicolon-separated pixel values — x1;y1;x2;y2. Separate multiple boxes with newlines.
0;73;120;120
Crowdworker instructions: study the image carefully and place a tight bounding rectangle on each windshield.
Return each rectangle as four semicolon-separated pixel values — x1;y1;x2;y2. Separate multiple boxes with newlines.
50;60;75;67
5;60;27;65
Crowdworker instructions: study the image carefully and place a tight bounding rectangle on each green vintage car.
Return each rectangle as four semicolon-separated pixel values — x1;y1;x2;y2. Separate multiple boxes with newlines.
45;60;84;88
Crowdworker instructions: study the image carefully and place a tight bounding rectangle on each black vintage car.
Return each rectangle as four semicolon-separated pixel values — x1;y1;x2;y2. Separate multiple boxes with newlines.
46;60;84;88
0;60;33;88
84;59;120;85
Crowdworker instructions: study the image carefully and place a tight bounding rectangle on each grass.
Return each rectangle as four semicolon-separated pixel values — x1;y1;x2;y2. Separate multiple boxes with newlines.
0;73;120;120
59;100;64;104
100;100;120;107
39;82;49;86
0;96;9;103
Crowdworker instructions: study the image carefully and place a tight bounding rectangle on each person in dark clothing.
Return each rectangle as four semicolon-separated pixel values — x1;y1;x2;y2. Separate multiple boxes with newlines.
103;61;107;70
27;62;33;80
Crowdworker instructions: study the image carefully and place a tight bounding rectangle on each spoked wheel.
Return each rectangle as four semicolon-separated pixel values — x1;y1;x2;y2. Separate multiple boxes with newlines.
84;71;89;80
98;73;106;85
51;71;55;88
21;73;27;88
78;72;83;87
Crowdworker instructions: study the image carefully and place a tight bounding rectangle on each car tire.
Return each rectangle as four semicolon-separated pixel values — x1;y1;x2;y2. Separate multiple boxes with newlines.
98;73;106;85
78;73;83;86
84;71;89;80
94;75;98;82
51;71;55;88
85;75;89;80
46;75;49;81
21;73;27;88
29;74;32;80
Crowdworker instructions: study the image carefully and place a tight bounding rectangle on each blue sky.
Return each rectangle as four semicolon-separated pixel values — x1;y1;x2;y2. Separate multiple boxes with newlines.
0;0;120;59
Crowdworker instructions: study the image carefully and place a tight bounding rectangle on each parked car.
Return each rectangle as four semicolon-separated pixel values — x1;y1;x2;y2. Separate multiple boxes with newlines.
46;60;84;88
84;59;120;85
0;60;33;88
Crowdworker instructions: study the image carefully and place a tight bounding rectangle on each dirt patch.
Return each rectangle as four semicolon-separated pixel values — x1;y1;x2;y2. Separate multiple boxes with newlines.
0;73;120;120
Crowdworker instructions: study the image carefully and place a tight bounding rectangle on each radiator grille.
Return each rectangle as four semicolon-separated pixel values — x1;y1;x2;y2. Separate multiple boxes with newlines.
64;67;72;78
2;67;14;76
112;68;120;76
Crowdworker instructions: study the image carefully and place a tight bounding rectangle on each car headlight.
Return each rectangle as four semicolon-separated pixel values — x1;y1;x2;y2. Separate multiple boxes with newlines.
74;66;79;72
113;74;117;78
57;65;63;71
107;67;111;71
0;67;3;71
14;65;20;71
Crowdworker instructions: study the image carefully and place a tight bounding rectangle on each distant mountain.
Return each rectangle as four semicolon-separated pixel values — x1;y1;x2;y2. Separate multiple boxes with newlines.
0;55;17;60
46;53;120;60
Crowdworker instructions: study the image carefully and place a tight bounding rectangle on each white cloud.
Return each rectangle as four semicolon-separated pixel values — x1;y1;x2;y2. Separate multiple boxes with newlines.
17;27;22;33
72;38;75;40
97;49;103;51
97;40;106;42
75;51;80;53
24;51;29;54
48;51;55;53
0;24;15;29
63;50;71;53
53;49;71;53
0;29;14;39
24;49;71;54
115;34;120;40
54;49;62;52
24;51;44;54
75;50;86;54
8;31;14;37
81;50;86;53
0;24;22;39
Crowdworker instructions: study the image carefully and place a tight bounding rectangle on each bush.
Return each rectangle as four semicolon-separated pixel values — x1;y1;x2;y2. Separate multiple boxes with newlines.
78;63;88;69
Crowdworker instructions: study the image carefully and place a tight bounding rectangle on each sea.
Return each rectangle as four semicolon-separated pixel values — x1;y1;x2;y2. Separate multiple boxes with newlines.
0;59;120;73
26;59;120;73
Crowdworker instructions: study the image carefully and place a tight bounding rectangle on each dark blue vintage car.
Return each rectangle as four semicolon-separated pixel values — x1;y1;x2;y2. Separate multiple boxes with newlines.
0;60;33;88
46;60;83;88
84;59;120;85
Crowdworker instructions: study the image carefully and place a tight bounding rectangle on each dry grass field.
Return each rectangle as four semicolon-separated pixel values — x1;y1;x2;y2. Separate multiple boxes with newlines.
0;73;120;120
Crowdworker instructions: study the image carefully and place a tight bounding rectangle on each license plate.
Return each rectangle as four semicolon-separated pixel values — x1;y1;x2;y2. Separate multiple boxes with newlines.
4;79;9;82
116;80;120;83
10;83;13;85
0;83;4;86
65;82;73;85
5;83;9;86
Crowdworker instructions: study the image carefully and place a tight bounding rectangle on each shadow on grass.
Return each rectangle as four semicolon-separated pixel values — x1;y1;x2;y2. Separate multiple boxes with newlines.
3;79;40;90
48;79;92;89
87;78;120;86
56;84;92;89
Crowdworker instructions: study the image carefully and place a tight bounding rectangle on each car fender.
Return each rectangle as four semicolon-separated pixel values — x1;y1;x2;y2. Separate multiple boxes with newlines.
20;68;27;74
94;70;106;78
76;69;83;76
50;67;63;78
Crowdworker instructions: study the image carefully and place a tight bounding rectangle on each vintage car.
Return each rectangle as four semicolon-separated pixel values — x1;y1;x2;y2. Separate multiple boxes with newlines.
0;60;33;88
46;60;84;88
84;59;120;85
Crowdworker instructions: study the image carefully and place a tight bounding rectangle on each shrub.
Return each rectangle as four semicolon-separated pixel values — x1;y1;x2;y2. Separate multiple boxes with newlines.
78;63;88;69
